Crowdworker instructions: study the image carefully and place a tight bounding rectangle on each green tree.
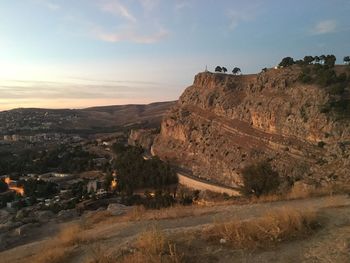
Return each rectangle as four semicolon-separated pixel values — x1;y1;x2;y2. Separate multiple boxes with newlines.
314;56;320;64
278;57;294;67
344;56;350;65
324;55;336;67
0;179;8;193
222;67;227;73
241;161;280;197
215;66;222;73
303;56;314;65
232;67;241;75
104;172;113;190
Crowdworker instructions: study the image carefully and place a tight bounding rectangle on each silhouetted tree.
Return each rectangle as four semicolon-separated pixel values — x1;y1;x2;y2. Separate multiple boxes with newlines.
344;56;350;65
0;179;8;193
215;66;222;73
241;161;280;197
303;56;314;65
324;55;336;67
278;57;294;67
232;67;241;75
314;56;320;64
222;67;227;73
261;67;267;72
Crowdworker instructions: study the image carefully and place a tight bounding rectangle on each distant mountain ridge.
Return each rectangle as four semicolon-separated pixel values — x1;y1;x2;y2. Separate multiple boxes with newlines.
0;101;176;135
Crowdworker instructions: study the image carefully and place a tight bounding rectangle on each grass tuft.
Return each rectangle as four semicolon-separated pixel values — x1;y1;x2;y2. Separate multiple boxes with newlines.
204;207;318;249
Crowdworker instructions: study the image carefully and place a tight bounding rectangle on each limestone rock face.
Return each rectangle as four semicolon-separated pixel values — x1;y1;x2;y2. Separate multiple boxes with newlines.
128;129;158;152
153;68;350;187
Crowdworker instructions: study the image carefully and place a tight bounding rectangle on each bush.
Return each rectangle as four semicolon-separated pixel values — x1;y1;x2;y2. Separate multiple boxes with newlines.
329;83;346;95
241;162;280;197
317;141;326;148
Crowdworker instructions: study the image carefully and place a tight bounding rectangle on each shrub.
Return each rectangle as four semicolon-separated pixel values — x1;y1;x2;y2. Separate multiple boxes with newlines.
241;162;280;197
329;83;346;95
317;141;326;148
299;73;313;84
204;207;317;249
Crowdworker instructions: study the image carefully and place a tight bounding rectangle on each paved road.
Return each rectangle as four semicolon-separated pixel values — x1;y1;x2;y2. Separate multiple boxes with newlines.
144;153;241;196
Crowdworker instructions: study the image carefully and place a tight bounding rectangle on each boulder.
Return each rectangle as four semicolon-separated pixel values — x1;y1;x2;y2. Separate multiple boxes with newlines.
107;203;129;216
57;209;79;220
34;210;55;223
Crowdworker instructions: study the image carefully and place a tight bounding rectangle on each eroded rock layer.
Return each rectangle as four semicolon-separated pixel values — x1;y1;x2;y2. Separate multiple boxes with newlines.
153;67;350;187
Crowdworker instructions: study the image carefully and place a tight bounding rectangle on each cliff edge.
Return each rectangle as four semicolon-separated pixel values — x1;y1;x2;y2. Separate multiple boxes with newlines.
153;66;350;188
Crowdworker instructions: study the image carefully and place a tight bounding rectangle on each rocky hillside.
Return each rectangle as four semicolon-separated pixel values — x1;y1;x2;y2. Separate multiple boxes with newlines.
153;66;350;188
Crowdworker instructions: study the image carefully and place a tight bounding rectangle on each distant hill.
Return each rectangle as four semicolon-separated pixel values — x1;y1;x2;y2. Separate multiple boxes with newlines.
0;101;176;135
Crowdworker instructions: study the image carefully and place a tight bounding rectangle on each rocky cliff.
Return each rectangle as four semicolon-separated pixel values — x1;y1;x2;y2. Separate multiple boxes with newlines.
153;66;350;188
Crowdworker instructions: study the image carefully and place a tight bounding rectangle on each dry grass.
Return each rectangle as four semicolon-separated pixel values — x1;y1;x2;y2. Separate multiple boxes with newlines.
137;226;166;255
204;207;318;250
120;204;207;222
323;195;349;208
116;227;184;263
82;210;113;228
86;244;116;263
249;183;350;204
28;223;90;263
28;246;74;263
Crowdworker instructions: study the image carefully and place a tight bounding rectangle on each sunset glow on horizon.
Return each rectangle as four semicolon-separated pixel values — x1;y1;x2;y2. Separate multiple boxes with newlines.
1;0;349;110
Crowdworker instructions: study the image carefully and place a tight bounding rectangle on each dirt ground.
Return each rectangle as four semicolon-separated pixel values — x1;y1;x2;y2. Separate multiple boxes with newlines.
1;195;349;263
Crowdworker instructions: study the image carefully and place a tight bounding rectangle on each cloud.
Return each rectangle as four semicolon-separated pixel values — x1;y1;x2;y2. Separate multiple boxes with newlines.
32;0;60;10
311;20;337;35
175;1;191;11
227;3;260;30
0;81;144;100
139;0;160;12
93;0;168;43
92;25;168;44
98;0;137;23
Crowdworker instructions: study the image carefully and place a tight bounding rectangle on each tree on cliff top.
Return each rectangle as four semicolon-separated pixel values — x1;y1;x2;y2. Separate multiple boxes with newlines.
215;66;222;73
232;67;241;75
222;67;227;73
278;57;294;67
324;55;336;67
344;56;350;65
303;56;314;65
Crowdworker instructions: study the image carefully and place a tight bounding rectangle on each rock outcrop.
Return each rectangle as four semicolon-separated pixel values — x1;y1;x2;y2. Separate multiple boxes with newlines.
153;67;350;188
128;128;159;152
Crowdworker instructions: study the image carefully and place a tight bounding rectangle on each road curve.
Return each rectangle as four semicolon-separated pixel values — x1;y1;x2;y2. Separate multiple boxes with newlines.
177;172;241;196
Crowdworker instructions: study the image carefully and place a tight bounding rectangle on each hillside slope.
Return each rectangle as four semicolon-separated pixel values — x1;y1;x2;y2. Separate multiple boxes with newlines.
153;67;350;187
0;101;175;135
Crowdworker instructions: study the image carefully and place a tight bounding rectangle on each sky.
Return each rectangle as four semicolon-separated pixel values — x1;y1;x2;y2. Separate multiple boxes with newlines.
0;0;349;110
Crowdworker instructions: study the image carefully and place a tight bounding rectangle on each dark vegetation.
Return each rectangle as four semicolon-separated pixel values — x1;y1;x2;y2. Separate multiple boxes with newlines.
23;179;58;198
278;55;350;119
241;161;280;197
0;145;97;175
215;66;241;75
0;179;8;193
112;143;178;208
112;144;177;195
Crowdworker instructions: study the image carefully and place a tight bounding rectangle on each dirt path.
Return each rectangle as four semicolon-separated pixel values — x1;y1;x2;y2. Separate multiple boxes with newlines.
1;195;349;263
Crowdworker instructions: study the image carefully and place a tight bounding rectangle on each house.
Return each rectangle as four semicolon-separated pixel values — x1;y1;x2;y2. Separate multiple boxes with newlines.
87;179;105;193
7;200;20;209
